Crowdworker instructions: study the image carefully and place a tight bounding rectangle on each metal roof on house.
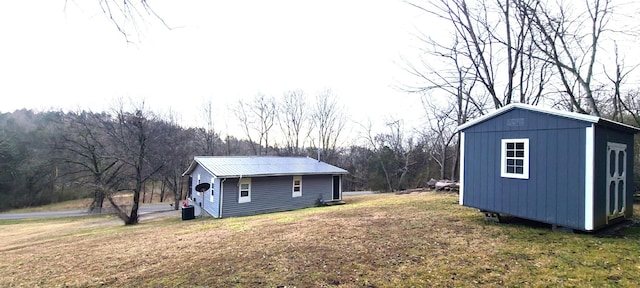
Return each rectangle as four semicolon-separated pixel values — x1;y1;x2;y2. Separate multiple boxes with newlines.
456;103;640;132
182;156;349;178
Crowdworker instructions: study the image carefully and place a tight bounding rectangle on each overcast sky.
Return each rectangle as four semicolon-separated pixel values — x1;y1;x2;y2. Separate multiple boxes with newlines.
0;1;431;141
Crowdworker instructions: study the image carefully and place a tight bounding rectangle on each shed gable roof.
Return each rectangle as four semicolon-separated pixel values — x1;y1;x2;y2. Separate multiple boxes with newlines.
182;156;349;178
456;103;640;133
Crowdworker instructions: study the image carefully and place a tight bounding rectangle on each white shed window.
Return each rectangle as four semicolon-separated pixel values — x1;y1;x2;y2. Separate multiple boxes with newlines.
501;139;529;179
292;176;302;197
238;178;251;203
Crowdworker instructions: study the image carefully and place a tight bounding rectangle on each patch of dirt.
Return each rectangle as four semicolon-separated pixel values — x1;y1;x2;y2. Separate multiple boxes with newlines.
593;218;640;238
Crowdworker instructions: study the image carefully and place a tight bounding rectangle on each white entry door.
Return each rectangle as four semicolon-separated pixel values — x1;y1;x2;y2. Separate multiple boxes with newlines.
606;142;627;222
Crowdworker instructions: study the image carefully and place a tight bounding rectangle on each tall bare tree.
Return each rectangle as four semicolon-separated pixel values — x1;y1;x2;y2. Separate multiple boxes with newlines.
518;0;616;115
406;0;638;117
233;94;278;155
278;90;311;156
360;118;416;192
602;43;639;124
157;110;193;210
312;89;346;163
405;0;551;111
103;100;164;225
58;111;123;213
198;99;221;155
422;99;459;180
360;120;394;192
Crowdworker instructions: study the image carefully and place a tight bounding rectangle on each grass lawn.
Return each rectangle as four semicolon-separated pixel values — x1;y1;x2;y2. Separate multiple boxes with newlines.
0;192;639;287
2;194;174;214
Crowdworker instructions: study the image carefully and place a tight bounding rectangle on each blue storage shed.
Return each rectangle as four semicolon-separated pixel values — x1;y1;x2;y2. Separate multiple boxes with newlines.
182;156;348;218
457;103;639;231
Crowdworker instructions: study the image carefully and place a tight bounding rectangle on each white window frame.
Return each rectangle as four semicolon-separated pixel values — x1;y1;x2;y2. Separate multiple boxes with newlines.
292;176;302;197
209;177;215;202
238;178;251;203
500;138;529;179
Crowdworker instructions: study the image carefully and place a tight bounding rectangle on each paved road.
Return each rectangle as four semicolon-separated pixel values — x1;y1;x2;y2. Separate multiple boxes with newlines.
0;203;176;220
1;193;374;220
343;191;374;196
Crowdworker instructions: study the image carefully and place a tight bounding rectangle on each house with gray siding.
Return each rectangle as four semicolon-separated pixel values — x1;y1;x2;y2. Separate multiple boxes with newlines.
182;156;348;218
457;103;639;231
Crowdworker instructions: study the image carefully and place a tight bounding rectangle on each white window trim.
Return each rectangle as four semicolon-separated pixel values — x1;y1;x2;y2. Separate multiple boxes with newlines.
292;176;302;197
196;174;202;196
238;178;251;203
459;132;465;205
210;177;215;202
500;138;529;179
584;125;594;230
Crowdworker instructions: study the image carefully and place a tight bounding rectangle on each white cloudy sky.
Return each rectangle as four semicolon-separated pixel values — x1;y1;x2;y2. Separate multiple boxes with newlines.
0;0;432;140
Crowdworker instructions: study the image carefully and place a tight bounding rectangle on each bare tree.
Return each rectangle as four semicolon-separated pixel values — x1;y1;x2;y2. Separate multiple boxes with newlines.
232;94;277;155
103;99;164;225
405;0;552;111
57;111;123;214
406;0;499;109
601;43;639;125
406;0;639;117
359;119;415;192
278;90;311;156
421;100;458;180
197;99;221;155
157;110;193;210
312;89;346;163
360;120;394;192
518;0;616;115
68;0;171;42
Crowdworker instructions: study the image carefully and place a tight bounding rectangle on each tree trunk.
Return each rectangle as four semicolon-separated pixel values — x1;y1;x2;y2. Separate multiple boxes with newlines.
172;175;181;210
452;134;461;181
142;182;147;204
127;186;141;225
440;146;447;180
160;180;166;202
150;181;155;203
89;188;105;214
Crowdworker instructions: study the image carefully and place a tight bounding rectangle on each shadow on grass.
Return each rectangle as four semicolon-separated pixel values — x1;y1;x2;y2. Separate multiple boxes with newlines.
485;215;640;239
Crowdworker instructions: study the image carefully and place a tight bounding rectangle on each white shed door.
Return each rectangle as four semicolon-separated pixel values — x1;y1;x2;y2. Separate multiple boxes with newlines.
606;142;627;222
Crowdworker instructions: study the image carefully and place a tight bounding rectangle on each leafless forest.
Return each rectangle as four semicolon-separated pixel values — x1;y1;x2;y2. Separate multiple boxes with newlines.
2;0;640;223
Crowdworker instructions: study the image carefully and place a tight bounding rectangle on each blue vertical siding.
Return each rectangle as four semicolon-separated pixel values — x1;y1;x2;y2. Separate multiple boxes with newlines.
462;108;591;230
220;175;335;218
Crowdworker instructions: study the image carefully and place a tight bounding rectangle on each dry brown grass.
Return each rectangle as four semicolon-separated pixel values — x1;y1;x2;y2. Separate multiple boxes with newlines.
1;193;639;287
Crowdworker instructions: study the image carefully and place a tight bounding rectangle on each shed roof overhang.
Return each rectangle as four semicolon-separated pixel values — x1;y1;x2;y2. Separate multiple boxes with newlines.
456;103;640;133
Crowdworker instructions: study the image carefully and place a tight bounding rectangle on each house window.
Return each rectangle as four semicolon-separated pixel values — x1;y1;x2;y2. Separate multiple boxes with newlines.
239;178;251;203
501;139;529;179
292;176;302;197
210;177;215;202
196;174;202;196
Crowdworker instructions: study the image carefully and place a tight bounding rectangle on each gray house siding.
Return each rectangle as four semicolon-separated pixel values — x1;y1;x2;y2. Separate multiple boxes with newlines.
190;165;208;210
221;175;335;218
592;125;635;229
208;178;221;217
462;109;591;230
189;165;221;217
